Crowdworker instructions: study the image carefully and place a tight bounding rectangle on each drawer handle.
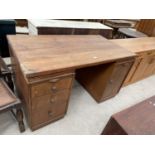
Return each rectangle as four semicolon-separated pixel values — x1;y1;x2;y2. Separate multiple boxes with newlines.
50;98;55;104
109;79;113;84
49;78;60;83
51;86;57;92
48;111;53;117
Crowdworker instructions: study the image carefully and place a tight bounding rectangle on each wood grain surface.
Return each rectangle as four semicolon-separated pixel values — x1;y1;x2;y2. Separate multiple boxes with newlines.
7;35;135;78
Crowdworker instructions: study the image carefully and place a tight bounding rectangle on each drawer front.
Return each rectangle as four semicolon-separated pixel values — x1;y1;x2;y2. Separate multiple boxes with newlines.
102;60;133;100
31;76;73;98
31;90;70;127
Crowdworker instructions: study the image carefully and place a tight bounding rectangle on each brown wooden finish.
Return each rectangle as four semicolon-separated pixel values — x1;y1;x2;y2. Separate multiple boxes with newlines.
102;96;155;135
0;79;25;132
136;19;155;36
7;35;135;78
28;19;113;38
8;35;135;130
111;37;155;86
0;79;17;108
76;58;134;102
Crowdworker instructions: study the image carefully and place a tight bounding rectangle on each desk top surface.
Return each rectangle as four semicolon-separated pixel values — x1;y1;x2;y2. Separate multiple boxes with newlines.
7;35;135;78
111;37;155;54
28;19;112;30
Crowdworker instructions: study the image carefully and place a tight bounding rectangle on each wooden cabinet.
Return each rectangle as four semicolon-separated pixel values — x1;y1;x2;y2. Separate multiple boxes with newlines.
111;37;155;86
76;58;134;102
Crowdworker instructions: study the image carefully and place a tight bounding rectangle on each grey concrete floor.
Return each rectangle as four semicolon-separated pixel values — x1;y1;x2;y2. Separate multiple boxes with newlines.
0;75;155;135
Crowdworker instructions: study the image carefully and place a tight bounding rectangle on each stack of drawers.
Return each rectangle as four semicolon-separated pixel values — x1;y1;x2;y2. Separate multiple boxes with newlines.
30;73;74;130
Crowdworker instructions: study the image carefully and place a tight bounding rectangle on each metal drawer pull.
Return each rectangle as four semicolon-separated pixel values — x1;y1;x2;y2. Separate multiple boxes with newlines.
49;78;60;83
50;98;55;104
48;111;53;116
51;86;57;91
109;80;113;84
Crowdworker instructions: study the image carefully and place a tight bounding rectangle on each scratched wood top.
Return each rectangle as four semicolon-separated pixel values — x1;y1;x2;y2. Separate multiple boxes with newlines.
7;35;135;78
28;19;112;30
111;37;155;54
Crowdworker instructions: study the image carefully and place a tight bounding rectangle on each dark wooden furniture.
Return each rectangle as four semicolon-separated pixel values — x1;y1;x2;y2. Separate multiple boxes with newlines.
0;20;16;57
112;37;155;86
118;19;155;38
102;96;155;135
7;35;135;130
15;19;28;27
28;19;113;39
0;57;25;132
104;20;133;38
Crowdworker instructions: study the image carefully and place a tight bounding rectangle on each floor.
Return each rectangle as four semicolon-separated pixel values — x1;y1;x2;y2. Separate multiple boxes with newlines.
1;75;155;135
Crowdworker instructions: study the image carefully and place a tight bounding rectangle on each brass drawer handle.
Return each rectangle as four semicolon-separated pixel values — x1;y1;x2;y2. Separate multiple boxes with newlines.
51;86;57;92
109;79;114;84
48;111;53;117
50;98;55;104
49;78;60;83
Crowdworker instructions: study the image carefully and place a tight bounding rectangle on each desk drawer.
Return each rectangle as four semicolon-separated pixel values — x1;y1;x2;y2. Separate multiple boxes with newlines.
31;90;70;127
31;75;73;98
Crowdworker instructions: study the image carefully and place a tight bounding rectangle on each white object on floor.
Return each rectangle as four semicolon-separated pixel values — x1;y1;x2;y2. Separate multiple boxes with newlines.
1;75;155;135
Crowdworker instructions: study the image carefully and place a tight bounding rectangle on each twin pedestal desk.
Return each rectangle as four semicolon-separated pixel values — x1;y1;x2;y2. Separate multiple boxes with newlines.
7;35;135;130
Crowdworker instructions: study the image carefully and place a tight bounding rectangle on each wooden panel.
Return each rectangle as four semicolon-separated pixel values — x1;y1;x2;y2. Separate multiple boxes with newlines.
101;60;134;100
137;19;155;36
76;58;134;102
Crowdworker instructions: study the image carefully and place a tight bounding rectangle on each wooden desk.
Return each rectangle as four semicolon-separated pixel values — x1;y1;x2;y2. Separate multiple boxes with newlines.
112;37;155;86
28;19;113;39
7;35;135;130
102;96;155;135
